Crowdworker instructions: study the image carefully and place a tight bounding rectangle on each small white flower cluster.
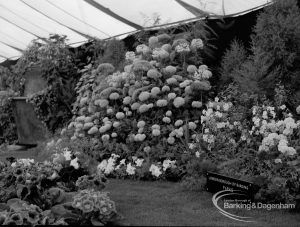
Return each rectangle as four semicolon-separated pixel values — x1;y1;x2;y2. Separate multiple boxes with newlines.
97;154;176;178
125;51;136;62
175;42;190;53
11;158;35;167
193;65;212;81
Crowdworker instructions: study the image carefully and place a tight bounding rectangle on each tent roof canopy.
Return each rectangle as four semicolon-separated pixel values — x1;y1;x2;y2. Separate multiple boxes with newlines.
0;0;272;62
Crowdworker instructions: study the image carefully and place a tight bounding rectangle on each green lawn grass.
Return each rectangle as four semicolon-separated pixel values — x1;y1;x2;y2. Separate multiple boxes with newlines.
0;146;299;226
106;179;300;226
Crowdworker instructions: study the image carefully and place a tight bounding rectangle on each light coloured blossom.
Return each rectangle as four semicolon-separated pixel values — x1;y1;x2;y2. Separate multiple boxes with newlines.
131;102;141;110
188;122;197;130
163;117;171;124
166;111;172;117
167;137;175;144
156;99;168;107
123;96;132;105
151;87;160;96
116;112;125;120
125;51;136;62
162;160;176;171
101;134;110;142
70;157;79;169
174;120;183;127
137;121;146;128
162;85;170;92
152;129;161;136
126;163;136;175
173;97;185;108
149;164;162;177
138;104;150;113
167;93;176;100
139;92;151;102
166;78;178;85
191;38;204;50
135;158;144;167
192;101;202;108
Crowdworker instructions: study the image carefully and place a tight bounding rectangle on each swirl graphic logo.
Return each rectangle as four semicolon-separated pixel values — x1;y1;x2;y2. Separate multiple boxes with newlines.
212;190;255;223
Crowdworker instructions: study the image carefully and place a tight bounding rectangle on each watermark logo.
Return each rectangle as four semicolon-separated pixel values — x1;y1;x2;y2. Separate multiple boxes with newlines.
212;190;295;223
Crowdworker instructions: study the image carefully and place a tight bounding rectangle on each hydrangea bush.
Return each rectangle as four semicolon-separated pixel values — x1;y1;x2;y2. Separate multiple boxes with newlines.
65;34;211;165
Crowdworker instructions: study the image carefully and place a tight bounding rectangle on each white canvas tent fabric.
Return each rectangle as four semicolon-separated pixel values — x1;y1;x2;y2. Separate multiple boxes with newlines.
0;0;272;63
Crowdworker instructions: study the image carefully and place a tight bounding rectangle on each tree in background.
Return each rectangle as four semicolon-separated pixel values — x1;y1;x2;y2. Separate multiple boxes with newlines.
220;0;300;109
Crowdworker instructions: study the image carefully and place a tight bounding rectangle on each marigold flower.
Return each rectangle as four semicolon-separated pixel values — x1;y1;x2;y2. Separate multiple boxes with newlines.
173;97;185;108
111;133;117;138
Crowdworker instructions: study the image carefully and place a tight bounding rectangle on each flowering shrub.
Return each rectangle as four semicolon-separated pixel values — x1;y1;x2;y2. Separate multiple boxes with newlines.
96;153;182;181
0;144;122;225
66;33;211;165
